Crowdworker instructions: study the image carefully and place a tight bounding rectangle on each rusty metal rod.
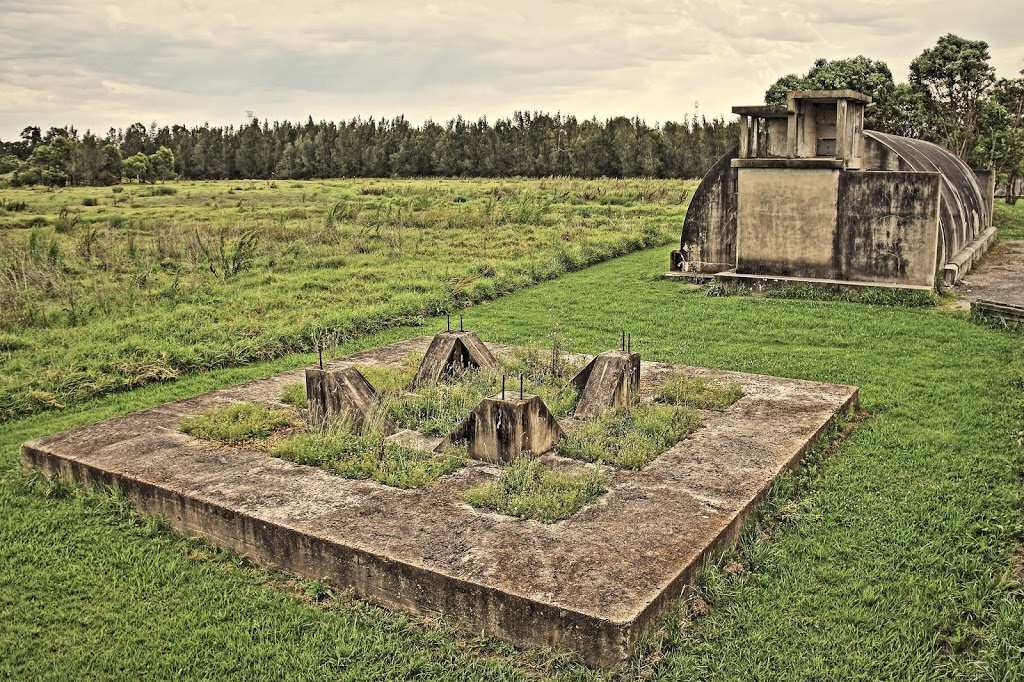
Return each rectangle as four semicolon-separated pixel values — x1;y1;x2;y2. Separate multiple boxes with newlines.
318;345;323;370
501;375;506;400
520;374;524;399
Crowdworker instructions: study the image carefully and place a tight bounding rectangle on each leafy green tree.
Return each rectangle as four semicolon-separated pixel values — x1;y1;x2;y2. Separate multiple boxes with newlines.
765;56;897;131
149;146;175;182
909;34;996;162
0;153;19;174
122;152;152;183
18;136;81;186
100;144;123;185
988;72;1024;203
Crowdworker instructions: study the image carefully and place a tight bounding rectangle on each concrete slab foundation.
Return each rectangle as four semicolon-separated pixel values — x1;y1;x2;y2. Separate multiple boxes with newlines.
20;337;858;668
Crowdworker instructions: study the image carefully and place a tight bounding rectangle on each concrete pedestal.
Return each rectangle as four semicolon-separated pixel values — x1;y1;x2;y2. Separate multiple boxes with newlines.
437;393;565;463
412;331;500;389
305;365;394;433
572;350;641;419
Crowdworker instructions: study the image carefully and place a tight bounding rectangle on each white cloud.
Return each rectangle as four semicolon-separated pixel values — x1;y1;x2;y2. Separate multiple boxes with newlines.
0;0;1021;139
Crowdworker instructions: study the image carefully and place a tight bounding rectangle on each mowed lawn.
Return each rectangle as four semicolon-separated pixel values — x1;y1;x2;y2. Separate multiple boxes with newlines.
2;238;1023;676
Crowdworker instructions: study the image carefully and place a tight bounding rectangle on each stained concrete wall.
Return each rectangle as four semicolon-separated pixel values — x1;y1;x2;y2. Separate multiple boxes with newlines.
677;146;738;272
863;132;992;279
835;172;941;286
736;168;840;278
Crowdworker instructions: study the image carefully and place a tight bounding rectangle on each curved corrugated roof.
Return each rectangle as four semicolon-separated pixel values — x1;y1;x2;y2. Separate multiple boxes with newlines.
864;131;989;268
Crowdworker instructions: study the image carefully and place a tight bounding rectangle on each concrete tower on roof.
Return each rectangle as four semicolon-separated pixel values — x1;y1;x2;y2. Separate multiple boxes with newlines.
670;90;996;289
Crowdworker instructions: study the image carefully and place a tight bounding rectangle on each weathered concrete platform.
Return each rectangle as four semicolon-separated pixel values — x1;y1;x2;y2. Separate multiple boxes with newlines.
21;337;858;668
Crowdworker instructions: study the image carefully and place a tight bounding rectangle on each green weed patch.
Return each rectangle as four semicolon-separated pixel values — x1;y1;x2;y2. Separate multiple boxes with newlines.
462;456;606;523
279;382;307;408
179;402;296;445
656;372;743;410
558;404;701;469
272;424;466;489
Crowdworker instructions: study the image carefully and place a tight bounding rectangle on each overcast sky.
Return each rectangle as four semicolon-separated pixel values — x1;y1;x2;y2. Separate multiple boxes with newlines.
1;0;1022;141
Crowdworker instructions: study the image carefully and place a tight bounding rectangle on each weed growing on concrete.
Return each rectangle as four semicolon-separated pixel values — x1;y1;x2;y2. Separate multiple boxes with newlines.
355;350;579;436
272;422;466;489
657;372;743;410
558;404;700;469
180;402;296;445
462;456;606;523
385;369;495;435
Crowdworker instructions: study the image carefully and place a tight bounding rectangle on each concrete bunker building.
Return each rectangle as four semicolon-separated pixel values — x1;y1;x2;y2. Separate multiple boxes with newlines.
671;90;997;289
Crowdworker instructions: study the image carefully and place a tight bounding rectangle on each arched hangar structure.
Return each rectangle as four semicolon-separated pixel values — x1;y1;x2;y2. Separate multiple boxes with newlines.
671;90;996;288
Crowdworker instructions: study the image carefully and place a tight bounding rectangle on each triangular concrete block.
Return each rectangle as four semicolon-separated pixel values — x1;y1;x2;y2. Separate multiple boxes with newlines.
305;364;396;434
412;331;500;389
436;393;566;463
572;350;640;419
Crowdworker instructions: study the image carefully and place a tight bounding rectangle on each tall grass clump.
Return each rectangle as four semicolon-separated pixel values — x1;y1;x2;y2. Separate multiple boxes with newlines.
558;404;700;469
462;456;606;522
180;402;296;445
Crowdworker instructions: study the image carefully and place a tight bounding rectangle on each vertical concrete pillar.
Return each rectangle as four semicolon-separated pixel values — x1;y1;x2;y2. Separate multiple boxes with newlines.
835;98;848;161
786;94;799;158
738;115;750;159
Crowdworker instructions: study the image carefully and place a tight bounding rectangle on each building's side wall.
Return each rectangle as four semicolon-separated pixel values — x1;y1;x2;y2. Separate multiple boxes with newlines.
835;172;941;287
736;168;840;278
972;169;996;229
677;147;738;272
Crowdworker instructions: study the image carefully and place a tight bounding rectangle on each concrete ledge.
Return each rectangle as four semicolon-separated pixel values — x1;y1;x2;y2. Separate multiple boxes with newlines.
731;158;846;170
944;226;998;286
715;270;934;292
972;299;1024;325
20;338;858;668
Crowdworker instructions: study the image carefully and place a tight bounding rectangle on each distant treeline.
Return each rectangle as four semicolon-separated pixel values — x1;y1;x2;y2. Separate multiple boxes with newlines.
0;112;737;186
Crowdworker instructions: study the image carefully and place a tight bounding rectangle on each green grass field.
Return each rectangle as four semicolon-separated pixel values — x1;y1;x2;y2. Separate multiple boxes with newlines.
0;183;1022;679
994;199;1024;239
0;178;689;422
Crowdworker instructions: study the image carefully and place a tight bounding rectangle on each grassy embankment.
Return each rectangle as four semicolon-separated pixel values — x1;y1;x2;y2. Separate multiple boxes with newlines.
0;184;1022;679
994;199;1024;239
0;178;689;422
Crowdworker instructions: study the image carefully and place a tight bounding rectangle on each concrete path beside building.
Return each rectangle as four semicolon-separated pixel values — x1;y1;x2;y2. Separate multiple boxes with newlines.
952;239;1024;309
